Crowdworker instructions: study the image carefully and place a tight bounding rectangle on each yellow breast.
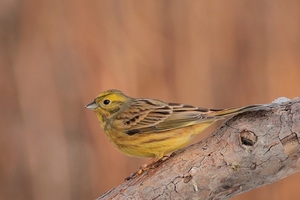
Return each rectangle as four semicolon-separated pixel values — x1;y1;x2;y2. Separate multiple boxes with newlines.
104;121;217;158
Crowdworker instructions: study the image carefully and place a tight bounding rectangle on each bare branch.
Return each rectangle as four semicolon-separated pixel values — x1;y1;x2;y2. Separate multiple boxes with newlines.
97;99;300;200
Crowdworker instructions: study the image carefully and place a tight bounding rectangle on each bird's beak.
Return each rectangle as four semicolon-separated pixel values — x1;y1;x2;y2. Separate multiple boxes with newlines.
85;100;98;110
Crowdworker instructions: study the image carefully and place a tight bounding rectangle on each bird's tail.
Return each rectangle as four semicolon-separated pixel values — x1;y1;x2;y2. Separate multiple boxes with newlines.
206;104;269;117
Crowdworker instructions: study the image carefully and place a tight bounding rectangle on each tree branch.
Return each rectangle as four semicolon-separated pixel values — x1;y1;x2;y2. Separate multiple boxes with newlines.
97;99;300;200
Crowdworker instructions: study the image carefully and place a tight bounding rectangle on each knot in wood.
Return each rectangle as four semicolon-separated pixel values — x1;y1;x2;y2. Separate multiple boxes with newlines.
239;130;257;147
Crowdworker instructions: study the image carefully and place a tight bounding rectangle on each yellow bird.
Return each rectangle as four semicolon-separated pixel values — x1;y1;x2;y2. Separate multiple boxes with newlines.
86;89;265;159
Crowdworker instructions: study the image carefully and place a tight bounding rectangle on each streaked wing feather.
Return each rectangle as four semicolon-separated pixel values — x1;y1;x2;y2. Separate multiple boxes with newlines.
153;103;223;131
120;101;222;135
114;99;171;134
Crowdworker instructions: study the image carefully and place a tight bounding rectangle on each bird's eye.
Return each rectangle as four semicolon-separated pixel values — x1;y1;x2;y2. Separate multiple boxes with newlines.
103;99;110;105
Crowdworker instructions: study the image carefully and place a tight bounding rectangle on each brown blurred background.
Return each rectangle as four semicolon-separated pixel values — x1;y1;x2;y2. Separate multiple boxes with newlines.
1;1;300;199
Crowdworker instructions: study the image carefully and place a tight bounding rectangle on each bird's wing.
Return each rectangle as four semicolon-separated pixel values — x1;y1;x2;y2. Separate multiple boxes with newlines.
154;103;223;131
113;99;222;135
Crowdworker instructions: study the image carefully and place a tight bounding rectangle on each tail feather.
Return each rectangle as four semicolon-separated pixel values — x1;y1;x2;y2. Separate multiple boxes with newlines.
207;104;269;117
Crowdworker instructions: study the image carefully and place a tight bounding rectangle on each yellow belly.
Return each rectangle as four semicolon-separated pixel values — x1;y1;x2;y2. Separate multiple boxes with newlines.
106;121;216;158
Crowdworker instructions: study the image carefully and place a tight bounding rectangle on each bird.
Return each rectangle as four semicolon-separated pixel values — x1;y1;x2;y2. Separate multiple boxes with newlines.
85;89;267;160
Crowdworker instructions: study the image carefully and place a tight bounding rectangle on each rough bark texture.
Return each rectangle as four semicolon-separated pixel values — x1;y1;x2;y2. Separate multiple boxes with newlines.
97;99;300;200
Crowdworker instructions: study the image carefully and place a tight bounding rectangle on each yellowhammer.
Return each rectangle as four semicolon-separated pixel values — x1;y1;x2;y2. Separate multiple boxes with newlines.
86;89;266;159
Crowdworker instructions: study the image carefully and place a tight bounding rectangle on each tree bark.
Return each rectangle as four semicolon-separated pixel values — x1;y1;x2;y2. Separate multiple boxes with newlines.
97;99;300;200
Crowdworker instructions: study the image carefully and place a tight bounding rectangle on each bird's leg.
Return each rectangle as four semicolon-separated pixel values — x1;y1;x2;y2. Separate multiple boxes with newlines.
140;155;169;170
125;156;169;181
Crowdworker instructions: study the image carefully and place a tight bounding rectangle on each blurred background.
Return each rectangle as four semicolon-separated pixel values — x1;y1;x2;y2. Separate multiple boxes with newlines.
1;1;300;199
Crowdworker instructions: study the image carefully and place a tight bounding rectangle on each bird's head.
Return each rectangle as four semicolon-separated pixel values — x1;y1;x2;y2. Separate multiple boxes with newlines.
86;89;132;127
